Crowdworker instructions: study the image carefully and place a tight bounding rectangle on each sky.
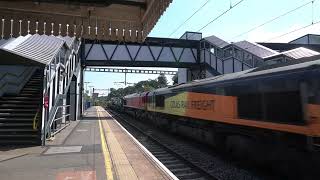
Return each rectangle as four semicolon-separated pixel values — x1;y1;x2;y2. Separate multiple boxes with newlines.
85;0;320;95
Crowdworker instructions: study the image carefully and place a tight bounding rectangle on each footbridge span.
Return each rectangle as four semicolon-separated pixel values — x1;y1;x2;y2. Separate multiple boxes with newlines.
1;0;313;146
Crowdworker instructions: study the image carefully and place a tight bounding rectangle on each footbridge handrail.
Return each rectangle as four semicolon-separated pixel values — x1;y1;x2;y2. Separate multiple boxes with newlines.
41;38;82;145
46;104;71;138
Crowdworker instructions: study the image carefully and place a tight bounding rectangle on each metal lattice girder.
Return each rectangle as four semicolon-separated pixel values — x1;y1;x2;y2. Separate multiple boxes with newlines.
0;0;172;41
83;37;200;68
85;67;177;75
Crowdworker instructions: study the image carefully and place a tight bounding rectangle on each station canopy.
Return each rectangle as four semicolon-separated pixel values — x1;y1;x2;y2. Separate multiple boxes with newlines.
0;0;172;42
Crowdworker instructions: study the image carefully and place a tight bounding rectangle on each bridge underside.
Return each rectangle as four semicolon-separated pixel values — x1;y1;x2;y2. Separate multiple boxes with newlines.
83;38;200;68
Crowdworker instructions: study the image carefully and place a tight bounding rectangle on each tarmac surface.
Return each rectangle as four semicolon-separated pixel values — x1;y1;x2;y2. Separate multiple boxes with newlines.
0;106;171;180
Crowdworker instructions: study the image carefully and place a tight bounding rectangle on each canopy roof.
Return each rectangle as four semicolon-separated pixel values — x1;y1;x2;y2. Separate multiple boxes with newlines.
0;0;172;42
0;34;75;66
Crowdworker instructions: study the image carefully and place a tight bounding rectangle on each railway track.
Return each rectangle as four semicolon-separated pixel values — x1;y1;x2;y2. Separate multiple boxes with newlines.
109;109;217;180
107;109;265;180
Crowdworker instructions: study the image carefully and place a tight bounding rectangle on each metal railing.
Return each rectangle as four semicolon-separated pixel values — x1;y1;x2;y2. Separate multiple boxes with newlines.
32;107;41;130
41;38;81;145
46;104;71;138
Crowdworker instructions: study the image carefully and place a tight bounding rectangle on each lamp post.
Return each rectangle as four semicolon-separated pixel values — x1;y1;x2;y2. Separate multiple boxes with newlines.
89;85;94;105
84;81;91;94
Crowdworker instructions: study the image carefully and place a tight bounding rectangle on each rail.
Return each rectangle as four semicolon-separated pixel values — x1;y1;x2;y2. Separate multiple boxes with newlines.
109;109;219;180
32;107;41;130
43;38;81;97
41;38;81;145
46;104;71;139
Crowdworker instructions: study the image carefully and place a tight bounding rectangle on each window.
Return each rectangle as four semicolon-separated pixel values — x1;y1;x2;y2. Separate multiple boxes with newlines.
210;48;215;54
155;95;165;107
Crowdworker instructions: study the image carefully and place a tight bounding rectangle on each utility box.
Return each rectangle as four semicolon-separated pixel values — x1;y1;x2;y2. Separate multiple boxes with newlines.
85;101;91;109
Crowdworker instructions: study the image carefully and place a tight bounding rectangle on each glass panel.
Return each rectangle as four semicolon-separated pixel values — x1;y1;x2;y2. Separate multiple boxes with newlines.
224;59;233;74
234;48;242;60
217;49;223;58
234;60;242;72
210;54;216;68
243;51;253;66
243;64;251;70
224;47;233;58
217;59;223;73
254;57;263;67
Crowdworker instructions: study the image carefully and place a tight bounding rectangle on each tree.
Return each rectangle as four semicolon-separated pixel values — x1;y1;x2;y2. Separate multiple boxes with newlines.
172;73;178;85
106;74;169;101
157;74;168;88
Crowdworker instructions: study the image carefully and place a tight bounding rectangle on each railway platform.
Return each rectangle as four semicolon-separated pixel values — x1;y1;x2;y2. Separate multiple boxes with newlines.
0;106;175;180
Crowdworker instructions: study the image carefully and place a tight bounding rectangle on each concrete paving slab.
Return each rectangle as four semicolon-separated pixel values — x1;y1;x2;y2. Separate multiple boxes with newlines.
46;120;80;146
0;153;27;162
44;146;83;155
0;106;174;180
0;145;45;162
56;170;96;180
0;109;105;180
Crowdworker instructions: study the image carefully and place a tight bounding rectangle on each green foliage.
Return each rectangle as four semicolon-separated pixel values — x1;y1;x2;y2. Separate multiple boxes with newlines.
157;73;168;88
106;74;168;101
95;96;108;107
172;73;178;85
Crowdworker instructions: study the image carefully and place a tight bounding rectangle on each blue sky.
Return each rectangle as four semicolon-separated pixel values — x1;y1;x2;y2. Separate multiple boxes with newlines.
85;0;320;95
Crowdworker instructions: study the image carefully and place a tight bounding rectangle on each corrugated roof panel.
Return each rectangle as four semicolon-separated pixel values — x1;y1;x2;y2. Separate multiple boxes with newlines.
58;36;76;48
0;37;18;47
282;47;320;59
1;34;66;65
170;57;320;91
204;35;230;48
234;40;278;58
264;47;320;60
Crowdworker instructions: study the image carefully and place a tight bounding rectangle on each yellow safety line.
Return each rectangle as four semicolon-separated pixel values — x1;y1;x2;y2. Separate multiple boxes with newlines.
97;108;114;180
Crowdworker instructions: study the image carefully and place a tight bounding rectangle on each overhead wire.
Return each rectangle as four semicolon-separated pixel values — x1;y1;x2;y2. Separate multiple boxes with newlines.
230;20;320;61
211;0;318;51
196;0;245;33
264;20;320;42
312;0;314;24
225;0;315;43
230;20;320;57
168;0;211;37
233;19;320;66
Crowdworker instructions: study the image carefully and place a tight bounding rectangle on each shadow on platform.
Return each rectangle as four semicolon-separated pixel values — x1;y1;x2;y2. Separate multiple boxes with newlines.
0;145;36;151
81;116;114;121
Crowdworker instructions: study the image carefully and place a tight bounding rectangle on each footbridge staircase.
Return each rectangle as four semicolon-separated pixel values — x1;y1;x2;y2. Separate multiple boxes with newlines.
0;34;82;145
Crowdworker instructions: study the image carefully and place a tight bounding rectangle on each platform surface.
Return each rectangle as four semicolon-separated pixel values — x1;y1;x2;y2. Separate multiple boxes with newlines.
0;106;171;180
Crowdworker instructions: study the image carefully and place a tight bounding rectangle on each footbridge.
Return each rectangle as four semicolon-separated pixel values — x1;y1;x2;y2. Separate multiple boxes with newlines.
2;0;317;146
0;0;176;145
83;37;199;67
